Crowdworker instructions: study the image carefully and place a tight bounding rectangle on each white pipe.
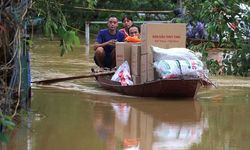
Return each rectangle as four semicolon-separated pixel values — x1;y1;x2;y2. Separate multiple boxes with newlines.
85;21;90;53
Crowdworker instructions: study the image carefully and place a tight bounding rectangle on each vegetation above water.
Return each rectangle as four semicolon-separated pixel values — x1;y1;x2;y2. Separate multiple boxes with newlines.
0;1;30;143
184;0;250;76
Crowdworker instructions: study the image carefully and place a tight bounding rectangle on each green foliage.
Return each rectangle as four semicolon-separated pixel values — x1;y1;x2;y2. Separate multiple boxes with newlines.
59;27;80;56
0;111;15;143
206;59;221;75
33;0;81;56
86;0;97;8
44;16;58;40
26;39;33;48
0;133;9;143
222;40;250;76
1;117;15;131
188;42;212;60
185;0;250;76
59;0;177;28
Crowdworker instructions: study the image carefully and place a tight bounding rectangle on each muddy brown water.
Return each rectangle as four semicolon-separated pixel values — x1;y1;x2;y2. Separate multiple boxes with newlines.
3;38;250;150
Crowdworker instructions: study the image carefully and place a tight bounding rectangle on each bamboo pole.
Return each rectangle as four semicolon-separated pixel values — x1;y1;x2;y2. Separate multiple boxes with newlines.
32;70;115;85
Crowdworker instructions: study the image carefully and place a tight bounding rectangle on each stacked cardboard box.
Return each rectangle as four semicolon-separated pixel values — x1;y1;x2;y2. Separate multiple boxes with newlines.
116;42;142;84
115;23;186;84
131;44;141;84
140;23;186;82
116;42;132;67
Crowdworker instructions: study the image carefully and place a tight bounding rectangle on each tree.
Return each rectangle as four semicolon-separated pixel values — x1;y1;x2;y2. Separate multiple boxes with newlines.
184;0;250;76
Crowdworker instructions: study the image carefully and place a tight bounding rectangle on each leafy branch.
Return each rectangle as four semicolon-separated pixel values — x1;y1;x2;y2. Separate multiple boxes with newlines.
0;111;15;143
33;0;81;56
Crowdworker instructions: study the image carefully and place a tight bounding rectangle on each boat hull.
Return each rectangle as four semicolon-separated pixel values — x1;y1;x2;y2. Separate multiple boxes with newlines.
96;75;202;98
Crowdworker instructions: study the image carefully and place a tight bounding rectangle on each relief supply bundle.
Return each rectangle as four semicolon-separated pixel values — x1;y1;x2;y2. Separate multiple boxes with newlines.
111;61;133;86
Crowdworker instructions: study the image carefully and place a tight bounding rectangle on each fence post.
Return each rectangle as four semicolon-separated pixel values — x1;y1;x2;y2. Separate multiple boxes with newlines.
85;21;90;53
177;0;182;9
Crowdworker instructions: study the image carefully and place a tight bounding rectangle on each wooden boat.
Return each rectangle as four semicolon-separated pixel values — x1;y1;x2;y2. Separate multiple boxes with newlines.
95;74;210;98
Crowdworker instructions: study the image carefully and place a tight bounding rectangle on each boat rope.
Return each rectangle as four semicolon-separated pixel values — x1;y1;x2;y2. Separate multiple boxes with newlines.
204;75;217;88
199;79;205;87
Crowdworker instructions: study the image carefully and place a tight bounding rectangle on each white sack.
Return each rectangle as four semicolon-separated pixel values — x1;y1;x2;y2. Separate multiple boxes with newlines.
153;59;204;79
151;46;199;62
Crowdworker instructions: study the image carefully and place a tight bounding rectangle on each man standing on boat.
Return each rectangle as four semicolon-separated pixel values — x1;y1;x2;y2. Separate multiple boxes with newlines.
94;15;124;69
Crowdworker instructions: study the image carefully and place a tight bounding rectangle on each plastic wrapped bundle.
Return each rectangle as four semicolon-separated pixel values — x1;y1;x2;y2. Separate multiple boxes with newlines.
111;61;133;86
151;46;199;62
153;59;204;79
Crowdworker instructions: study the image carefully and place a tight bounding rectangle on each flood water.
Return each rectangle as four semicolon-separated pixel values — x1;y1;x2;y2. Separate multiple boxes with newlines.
3;38;250;150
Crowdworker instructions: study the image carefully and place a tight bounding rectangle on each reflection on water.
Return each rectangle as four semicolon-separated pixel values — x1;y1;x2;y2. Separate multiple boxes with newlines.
5;84;250;150
107;99;207;150
112;103;131;125
6;88;207;150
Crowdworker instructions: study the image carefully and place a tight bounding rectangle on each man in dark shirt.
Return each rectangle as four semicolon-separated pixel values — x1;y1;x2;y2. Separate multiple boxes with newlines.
94;16;124;68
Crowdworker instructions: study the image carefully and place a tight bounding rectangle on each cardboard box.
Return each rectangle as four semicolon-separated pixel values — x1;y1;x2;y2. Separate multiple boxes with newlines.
141;23;186;54
140;24;147;54
140;54;147;83
115;42;132;67
132;75;141;85
131;44;141;76
147;53;154;81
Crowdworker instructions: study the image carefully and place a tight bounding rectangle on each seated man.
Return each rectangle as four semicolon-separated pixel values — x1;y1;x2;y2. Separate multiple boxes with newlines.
94;15;124;69
125;25;141;42
128;24;140;37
